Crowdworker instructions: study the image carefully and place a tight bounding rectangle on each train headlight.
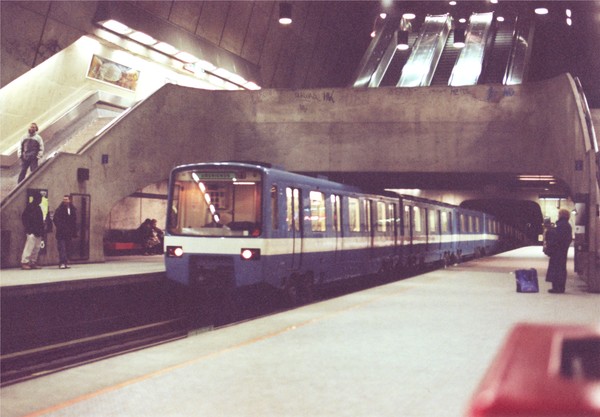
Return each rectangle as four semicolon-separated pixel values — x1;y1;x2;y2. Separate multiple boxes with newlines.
240;248;260;261
167;246;184;257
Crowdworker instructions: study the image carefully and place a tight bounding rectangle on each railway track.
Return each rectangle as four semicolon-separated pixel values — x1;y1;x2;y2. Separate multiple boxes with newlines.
0;318;187;387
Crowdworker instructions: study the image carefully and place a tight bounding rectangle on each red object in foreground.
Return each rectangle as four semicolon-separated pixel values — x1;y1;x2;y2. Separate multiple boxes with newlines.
466;323;600;417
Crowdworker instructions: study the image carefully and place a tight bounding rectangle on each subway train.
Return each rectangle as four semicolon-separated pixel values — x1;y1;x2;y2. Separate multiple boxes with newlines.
164;162;526;303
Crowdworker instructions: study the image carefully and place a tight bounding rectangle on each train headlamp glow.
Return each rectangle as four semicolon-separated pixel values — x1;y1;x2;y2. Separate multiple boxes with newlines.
240;248;260;261
167;246;184;257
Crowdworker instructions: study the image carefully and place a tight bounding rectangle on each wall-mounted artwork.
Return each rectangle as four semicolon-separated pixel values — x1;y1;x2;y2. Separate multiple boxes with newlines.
87;55;139;91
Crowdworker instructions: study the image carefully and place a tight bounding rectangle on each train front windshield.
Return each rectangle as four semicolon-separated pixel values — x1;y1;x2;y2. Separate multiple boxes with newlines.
168;167;263;237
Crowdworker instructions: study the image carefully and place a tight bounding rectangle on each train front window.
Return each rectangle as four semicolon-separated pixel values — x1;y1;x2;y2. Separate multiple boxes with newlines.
168;168;262;237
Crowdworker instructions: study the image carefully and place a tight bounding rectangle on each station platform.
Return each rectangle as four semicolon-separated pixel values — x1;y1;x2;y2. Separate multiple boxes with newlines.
1;246;598;417
0;255;165;288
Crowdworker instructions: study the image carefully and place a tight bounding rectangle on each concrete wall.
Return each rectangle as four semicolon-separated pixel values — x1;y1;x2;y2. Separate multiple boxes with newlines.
1;74;597;287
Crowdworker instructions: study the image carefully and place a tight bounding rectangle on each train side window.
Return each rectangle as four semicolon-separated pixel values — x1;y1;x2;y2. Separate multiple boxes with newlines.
286;187;301;232
460;214;466;233
413;206;422;233
429;209;439;234
475;217;480;233
271;185;278;230
441;211;448;233
376;201;387;232
331;195;341;233
348;197;361;232
310;191;326;232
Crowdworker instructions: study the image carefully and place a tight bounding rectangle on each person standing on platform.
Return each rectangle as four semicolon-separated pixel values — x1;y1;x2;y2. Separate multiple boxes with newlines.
545;208;572;293
53;195;77;269
17;123;44;183
20;191;44;269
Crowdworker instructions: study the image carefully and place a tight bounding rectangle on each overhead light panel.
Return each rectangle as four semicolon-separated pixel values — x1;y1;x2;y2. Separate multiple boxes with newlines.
129;31;157;45
279;2;292;25
195;59;217;72
175;51;199;63
244;81;261;90
403;13;416;20
153;42;178;55
535;7;549;15
101;19;132;35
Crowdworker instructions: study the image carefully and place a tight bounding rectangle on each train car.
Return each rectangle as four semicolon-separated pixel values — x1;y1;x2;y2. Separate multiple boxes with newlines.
164;162;523;303
165;162;400;303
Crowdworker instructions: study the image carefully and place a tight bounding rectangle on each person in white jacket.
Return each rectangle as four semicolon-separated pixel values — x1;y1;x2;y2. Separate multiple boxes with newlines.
17;122;44;183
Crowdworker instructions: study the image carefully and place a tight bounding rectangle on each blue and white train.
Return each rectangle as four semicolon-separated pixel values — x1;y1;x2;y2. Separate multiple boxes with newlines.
164;162;525;302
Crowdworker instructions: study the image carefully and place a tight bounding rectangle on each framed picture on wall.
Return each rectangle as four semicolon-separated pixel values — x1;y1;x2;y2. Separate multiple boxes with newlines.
87;55;139;91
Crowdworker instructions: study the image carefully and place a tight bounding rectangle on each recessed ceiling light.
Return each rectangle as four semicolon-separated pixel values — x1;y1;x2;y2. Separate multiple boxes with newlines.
175;51;199;63
129;31;157;45
535;7;549;15
101;20;132;35
153;42;178;55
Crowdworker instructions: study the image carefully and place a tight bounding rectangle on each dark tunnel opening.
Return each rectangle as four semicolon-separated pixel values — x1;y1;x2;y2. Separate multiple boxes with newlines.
460;199;544;243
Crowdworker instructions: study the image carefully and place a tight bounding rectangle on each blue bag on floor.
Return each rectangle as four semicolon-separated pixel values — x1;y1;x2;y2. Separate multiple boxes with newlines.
515;268;539;293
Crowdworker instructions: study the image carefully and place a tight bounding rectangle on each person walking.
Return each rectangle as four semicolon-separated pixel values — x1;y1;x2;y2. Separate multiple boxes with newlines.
545;208;573;293
17;123;44;183
20;191;45;269
53;195;77;269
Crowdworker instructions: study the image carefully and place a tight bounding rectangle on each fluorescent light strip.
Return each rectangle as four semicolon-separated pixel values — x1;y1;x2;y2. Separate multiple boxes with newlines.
129;31;157;45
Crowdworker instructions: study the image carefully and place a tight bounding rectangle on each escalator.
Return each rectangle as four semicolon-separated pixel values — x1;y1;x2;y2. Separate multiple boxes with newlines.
449;12;495;87
479;20;515;84
397;14;452;87
0;92;135;200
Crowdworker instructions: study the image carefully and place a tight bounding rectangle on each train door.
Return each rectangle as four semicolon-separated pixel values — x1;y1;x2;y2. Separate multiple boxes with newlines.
285;187;302;269
428;208;441;253
365;199;374;256
404;204;412;253
331;194;342;264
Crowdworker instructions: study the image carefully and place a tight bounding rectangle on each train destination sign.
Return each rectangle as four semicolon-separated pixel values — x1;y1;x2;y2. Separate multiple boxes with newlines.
193;172;237;180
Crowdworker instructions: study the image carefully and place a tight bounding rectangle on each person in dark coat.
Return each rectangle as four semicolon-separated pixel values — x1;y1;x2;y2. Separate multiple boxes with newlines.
545;208;572;293
137;218;161;255
53;195;77;269
20;191;45;269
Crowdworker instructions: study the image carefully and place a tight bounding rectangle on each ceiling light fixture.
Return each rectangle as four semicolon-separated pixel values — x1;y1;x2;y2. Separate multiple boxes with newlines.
535;7;549;15
101;19;132;35
153;42;179;55
175;51;199;63
279;2;292;25
129;31;157;45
